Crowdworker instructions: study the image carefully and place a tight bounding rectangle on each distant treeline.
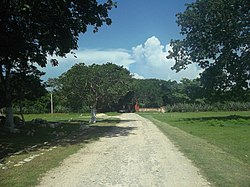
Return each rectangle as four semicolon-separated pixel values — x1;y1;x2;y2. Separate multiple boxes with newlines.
12;78;250;114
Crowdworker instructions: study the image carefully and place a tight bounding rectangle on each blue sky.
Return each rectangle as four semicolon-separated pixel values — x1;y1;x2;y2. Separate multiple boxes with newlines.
79;0;194;49
42;0;201;81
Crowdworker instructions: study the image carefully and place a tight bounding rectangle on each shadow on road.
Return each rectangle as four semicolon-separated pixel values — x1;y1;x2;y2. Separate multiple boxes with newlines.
0;119;137;161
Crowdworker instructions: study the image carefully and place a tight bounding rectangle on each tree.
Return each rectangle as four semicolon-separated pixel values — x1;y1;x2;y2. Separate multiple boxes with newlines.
168;0;249;101
179;78;203;103
0;0;116;131
11;66;47;122
88;63;132;112
56;63;132;122
133;79;166;108
200;67;250;102
161;80;192;105
46;78;66;113
117;91;136;112
54;63;90;112
160;80;184;105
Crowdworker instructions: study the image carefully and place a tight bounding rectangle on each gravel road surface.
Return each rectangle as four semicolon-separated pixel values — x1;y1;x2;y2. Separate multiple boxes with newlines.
37;113;210;187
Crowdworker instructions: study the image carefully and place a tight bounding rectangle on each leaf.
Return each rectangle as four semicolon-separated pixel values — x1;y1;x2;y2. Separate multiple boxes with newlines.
50;59;59;66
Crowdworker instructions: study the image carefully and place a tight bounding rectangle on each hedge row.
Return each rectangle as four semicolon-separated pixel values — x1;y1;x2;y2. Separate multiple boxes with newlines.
164;102;250;112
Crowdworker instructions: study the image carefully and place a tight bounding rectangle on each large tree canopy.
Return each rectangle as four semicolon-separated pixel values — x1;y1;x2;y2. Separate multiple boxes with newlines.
132;78;203;107
0;0;116;130
53;63;132;113
0;0;115;65
132;79;165;108
168;0;249;100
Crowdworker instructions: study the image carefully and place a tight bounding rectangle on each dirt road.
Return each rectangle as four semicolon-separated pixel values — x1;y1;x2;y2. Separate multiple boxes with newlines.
37;113;210;187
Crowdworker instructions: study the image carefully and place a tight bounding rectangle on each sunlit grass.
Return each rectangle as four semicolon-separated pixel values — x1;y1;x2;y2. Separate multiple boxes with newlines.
152;111;250;164
141;111;250;187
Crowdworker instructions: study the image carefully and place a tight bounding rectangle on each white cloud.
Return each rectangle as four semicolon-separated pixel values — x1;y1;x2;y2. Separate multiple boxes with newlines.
41;49;135;80
74;49;135;69
129;36;202;81
131;73;145;79
41;36;202;81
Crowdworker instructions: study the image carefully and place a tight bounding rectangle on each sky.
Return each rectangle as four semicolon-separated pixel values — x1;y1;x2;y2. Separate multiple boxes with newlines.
41;0;201;81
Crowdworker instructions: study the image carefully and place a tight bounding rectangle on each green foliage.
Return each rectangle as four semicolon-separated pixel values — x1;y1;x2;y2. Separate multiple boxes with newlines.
11;66;47;116
0;0;116;66
1;65;47;115
0;0;116;128
132;78;204;107
165;102;250;112
168;0;250;100
133;79;164;107
117;91;135;112
15;75;249;114
50;63;132;112
87;63;132;111
201;67;250;102
13;94;50;114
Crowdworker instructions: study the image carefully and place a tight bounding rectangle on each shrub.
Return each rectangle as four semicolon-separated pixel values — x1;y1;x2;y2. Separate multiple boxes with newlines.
164;102;250;112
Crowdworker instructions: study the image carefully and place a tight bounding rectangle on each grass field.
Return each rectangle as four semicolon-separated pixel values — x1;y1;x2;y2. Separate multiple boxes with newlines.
0;113;120;187
140;111;250;187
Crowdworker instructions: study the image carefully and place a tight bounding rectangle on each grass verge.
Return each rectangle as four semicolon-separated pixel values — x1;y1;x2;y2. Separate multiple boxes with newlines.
0;113;121;187
140;111;250;187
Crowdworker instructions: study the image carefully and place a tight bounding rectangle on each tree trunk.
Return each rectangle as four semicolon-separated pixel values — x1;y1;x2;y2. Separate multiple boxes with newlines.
90;106;97;123
19;101;25;125
89;91;98;124
4;63;15;132
5;107;14;131
0;65;6;109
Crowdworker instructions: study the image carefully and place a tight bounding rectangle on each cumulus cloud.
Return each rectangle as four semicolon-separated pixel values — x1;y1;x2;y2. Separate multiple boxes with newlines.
75;49;135;69
41;49;135;80
41;36;202;81
129;36;202;81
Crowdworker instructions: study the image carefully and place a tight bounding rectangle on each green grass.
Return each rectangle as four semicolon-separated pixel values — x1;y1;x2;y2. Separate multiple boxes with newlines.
0;113;122;187
105;112;120;116
140;111;250;187
23;113;90;122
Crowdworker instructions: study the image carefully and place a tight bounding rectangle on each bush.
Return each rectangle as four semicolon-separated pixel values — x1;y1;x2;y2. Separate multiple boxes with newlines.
54;105;71;113
164;102;250;112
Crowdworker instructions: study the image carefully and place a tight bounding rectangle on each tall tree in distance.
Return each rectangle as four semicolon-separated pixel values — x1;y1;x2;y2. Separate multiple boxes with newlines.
133;79;164;108
168;0;249;101
54;63;90;112
0;0;116;131
55;63;132;123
